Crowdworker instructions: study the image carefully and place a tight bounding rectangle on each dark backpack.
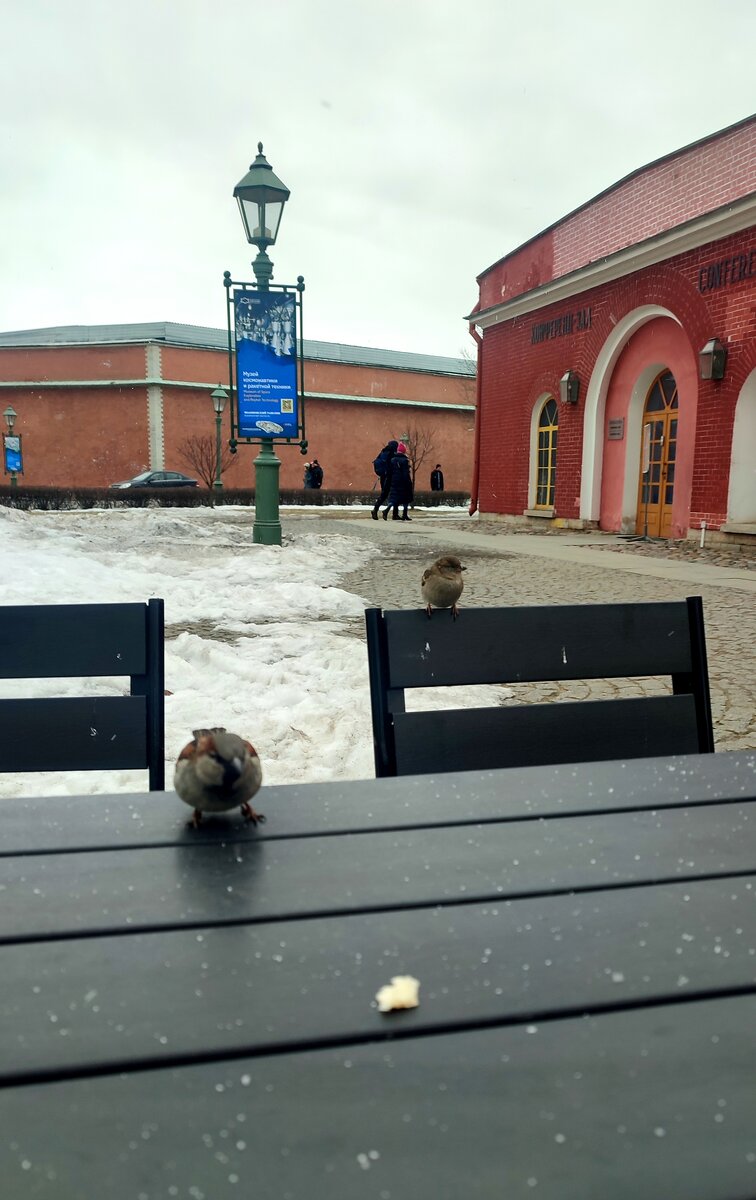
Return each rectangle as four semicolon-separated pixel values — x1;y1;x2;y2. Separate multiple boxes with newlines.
373;448;390;476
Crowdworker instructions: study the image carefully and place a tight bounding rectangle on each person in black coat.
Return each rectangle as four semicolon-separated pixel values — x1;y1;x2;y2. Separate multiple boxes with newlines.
371;440;398;519
310;460;323;488
430;464;444;492
381;442;413;521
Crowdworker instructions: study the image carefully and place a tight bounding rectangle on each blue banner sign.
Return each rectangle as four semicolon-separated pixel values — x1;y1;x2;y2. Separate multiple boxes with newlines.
234;290;298;438
3;434;22;474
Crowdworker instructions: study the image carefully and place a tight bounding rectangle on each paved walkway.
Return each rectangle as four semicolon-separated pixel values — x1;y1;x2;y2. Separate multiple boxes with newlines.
284;509;756;753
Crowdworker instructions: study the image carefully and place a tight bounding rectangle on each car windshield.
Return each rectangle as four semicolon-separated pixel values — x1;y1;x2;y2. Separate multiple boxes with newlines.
131;471;153;482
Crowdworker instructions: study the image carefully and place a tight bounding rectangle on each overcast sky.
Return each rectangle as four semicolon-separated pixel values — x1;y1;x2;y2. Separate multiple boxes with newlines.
2;0;754;358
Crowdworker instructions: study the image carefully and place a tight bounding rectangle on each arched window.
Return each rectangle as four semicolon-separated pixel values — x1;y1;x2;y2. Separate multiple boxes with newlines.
535;397;558;508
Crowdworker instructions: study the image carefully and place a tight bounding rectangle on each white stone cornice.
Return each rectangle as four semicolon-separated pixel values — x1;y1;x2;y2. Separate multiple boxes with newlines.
0;377;475;412
473;193;756;329
303;390;475;412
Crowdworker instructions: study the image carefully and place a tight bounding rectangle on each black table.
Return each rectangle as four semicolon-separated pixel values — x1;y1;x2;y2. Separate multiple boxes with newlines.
1;751;755;1199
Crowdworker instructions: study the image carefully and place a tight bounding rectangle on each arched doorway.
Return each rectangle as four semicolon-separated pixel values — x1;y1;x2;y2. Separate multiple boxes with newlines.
636;370;678;537
727;368;756;524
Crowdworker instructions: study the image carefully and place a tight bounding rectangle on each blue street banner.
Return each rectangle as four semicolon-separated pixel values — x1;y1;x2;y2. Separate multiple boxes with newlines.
234;290;299;438
3;434;22;474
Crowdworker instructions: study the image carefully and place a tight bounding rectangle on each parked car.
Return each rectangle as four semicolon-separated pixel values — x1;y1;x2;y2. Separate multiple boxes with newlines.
110;470;198;489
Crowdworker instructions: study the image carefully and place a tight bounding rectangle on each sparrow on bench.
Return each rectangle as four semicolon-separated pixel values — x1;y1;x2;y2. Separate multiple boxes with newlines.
421;555;467;619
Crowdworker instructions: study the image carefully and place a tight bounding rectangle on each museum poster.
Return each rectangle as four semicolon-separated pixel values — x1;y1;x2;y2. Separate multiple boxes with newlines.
233;290;299;438
3;434;22;475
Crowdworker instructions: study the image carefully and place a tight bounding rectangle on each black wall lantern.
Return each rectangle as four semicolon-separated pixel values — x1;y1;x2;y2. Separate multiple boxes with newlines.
559;369;580;404
699;338;727;381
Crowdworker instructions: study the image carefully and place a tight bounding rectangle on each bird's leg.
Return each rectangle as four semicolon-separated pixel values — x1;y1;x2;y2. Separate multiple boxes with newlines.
241;802;266;825
451;604;460;620
425;604;433;619
189;808;203;828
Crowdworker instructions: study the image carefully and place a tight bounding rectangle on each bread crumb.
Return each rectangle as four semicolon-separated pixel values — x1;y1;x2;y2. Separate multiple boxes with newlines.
375;975;420;1013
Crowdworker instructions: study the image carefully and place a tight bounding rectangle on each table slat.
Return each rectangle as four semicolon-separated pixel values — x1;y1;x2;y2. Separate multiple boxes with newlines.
1;802;755;941
2;751;754;856
1;994;754;1200
1;875;754;1084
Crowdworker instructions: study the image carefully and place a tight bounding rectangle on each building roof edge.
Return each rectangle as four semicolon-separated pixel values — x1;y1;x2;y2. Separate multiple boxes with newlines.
477;112;756;283
0;322;474;377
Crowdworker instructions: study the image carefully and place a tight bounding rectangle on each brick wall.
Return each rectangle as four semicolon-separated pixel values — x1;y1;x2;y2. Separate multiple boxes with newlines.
1;342;475;493
479;117;756;311
477;228;756;532
0;343;145;383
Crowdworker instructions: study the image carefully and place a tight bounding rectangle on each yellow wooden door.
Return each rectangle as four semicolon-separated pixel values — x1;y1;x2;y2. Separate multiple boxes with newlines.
636;371;678;538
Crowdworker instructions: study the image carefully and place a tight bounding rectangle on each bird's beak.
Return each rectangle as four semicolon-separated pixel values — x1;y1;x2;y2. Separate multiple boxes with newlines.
461;566;467;571
224;757;243;785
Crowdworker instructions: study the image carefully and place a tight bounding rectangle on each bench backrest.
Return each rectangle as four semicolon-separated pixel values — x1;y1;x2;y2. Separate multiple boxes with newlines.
0;600;165;789
365;597;714;777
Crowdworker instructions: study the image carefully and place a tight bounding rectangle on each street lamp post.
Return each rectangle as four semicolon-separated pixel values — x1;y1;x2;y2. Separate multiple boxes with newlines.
210;386;228;492
233;142;290;291
233;144;291;546
3;405;18;490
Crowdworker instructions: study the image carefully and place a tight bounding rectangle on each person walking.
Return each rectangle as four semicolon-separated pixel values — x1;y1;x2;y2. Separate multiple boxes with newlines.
371;440;398;519
310;460;323;489
303;462;314;489
430;463;444;492
382;441;413;522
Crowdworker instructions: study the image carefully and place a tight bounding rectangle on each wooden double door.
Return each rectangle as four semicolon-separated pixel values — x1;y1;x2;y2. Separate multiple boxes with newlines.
636;370;678;538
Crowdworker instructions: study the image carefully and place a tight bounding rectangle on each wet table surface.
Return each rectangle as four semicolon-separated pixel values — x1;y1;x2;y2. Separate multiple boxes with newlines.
1;751;756;1199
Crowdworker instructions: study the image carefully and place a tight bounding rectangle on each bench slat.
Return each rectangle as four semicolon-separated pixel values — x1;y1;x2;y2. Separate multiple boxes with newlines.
393;694;700;775
0;697;147;771
0;604;147;678
384;602;694;688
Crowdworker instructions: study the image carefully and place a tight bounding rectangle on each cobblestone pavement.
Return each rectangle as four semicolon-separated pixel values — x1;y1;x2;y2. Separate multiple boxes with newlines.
286;511;756;754
579;541;756;570
474;519;756;571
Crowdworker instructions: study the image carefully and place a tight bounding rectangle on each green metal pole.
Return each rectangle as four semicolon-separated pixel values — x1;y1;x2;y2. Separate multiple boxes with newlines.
252;439;282;545
10;472;17;490
213;413;223;491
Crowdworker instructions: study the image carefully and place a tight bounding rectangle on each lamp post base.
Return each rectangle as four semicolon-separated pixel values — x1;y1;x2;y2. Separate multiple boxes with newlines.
252;440;282;546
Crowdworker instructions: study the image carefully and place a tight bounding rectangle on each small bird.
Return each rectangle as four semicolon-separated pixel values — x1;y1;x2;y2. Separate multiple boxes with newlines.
174;728;265;828
421;555;467;619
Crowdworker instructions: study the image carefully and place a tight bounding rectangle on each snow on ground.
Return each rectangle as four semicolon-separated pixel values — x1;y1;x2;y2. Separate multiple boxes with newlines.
0;504;506;797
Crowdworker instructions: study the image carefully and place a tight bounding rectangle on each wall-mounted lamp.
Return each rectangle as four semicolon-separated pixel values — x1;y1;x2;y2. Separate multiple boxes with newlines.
559;369;580;405
699;338;727;381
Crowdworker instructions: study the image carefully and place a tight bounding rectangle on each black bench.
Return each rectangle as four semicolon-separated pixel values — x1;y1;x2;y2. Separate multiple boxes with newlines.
365;596;714;777
0;599;165;790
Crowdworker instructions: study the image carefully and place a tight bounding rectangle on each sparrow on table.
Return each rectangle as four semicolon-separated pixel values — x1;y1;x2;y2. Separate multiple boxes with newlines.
174;728;265;828
421;555;467;619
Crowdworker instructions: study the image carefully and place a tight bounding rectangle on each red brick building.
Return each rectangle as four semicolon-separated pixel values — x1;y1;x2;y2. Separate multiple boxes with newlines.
468;115;756;543
0;325;475;493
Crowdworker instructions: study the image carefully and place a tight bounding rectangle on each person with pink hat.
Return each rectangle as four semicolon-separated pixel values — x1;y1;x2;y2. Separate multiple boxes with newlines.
381;441;413;522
